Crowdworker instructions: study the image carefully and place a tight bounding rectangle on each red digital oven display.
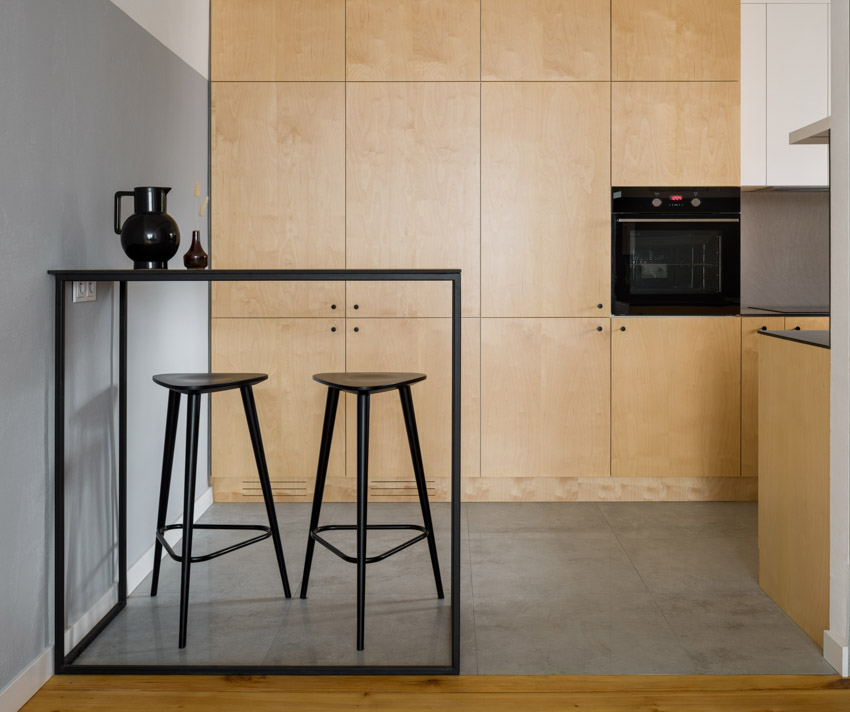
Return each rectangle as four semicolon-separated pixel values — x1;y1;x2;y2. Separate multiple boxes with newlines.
670;195;683;201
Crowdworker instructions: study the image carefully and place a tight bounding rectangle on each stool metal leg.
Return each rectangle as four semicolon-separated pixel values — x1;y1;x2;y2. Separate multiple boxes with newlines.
151;389;181;597
178;392;201;649
241;385;291;598
301;387;340;599
399;385;444;599
356;392;370;651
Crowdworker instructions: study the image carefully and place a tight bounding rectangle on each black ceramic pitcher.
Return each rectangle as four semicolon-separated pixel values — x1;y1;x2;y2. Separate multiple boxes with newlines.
114;187;180;269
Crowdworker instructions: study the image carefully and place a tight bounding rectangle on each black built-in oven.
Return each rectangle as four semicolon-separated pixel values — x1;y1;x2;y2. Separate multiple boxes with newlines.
612;187;740;315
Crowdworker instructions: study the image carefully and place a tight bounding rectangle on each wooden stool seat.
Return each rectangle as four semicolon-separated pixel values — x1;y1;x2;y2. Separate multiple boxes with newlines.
312;371;426;394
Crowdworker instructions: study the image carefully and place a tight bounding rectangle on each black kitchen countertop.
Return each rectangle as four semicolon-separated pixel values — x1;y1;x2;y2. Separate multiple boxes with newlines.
758;329;830;349
741;306;829;317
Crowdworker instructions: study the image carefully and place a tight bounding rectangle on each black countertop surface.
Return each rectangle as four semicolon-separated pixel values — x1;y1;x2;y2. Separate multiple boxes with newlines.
758;329;830;349
741;307;829;317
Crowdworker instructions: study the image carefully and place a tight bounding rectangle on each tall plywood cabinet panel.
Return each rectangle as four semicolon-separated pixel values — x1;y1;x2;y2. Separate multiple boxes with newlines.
766;3;829;186
211;318;345;501
211;82;345;269
611;318;741;478
346;82;481;316
346;0;480;80
481;319;611;478
741;3;767;187
612;0;740;81
211;0;345;81
481;0;610;80
611;82;741;186
482;82;610;317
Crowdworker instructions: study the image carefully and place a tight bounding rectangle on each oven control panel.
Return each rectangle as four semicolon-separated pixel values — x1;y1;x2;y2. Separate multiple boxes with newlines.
612;187;740;215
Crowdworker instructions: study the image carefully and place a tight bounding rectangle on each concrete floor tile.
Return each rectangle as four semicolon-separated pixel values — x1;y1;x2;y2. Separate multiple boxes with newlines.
599;502;757;540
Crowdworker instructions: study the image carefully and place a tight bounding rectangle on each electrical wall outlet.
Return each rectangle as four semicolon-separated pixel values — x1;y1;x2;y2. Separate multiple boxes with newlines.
72;281;96;303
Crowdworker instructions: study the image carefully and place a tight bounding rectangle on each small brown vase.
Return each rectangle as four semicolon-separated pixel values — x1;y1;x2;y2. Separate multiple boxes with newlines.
183;230;208;269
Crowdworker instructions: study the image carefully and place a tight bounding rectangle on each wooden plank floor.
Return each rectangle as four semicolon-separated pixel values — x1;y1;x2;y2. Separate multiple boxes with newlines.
22;674;850;711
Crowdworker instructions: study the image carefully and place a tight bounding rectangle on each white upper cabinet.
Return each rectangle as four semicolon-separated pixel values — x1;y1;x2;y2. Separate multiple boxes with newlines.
741;2;830;187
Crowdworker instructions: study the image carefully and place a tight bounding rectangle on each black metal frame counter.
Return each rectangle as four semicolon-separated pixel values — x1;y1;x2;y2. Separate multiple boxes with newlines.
758;329;830;349
48;268;462;676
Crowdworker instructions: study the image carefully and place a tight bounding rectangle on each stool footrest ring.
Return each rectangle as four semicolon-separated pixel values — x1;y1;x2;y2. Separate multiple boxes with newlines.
311;524;429;564
156;523;271;564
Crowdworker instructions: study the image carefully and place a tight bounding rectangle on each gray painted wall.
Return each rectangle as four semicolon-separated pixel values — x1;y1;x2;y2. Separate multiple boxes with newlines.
741;190;830;309
0;0;208;691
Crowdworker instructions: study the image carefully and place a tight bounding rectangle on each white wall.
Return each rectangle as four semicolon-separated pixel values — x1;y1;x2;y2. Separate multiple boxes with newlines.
828;0;850;677
109;0;210;78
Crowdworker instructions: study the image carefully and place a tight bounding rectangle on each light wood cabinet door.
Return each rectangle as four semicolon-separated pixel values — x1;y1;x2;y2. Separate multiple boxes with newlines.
212;281;344;318
211;0;345;81
481;0;610;80
783;316;829;332
211;318;345;500
612;0;740;81
482;82;610;317
741;2;767;187
481;318;611;478
612;82;740;186
611;317;741;478
211;82;345;270
346;0;480;80
344;318;480;492
741;317;784;478
346;83;480;316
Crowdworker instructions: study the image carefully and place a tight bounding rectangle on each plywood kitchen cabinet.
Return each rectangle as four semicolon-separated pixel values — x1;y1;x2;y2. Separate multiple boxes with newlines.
784;316;830;331
210;0;345;81
611;82;741;186
741;317;785;478
741;2;830;186
210;317;346;501
345;82;480;317
211;82;345;269
481;319;611;479
341;318;480;501
481;0;610;81
759;333;830;644
346;0;480;80
611;317;741;478
481;82;610;317
612;0;740;81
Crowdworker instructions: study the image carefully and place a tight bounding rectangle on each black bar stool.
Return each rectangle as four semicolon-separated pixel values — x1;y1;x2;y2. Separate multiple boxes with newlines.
150;373;291;648
300;372;444;650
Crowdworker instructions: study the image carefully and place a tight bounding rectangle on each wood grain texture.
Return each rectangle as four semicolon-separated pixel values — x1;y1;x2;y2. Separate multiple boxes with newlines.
481;319;610;478
741;317;784;478
481;0;610;80
611;82;741;186
611;318;741;478
784;316;830;331
210;476;449;503
211;281;344;318
346;82;480;317
345;281;452;318
758;335;830;645
210;0;345;80
612;0;740;81
344;318;480;481
27;674;850;712
346;0;480;80
482;83;610;317
210;318;345;494
211;82;345;269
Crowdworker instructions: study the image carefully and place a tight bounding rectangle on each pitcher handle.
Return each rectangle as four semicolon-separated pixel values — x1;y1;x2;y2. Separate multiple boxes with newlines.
114;191;133;234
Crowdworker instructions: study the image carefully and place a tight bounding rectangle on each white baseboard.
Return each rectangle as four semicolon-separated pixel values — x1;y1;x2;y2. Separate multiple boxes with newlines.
0;487;215;712
824;629;849;676
0;647;52;712
127;486;214;594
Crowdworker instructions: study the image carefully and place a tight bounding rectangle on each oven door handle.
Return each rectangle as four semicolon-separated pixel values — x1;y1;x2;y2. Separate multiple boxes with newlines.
615;218;740;223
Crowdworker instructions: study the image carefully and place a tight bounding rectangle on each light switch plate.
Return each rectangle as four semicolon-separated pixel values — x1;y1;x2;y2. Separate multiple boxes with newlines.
72;281;96;303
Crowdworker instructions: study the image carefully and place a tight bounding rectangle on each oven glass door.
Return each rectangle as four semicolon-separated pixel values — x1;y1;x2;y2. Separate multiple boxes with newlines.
614;218;740;310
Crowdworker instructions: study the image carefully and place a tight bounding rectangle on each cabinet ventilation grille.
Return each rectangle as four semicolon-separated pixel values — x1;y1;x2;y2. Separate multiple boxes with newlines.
240;479;308;498
369;480;436;498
